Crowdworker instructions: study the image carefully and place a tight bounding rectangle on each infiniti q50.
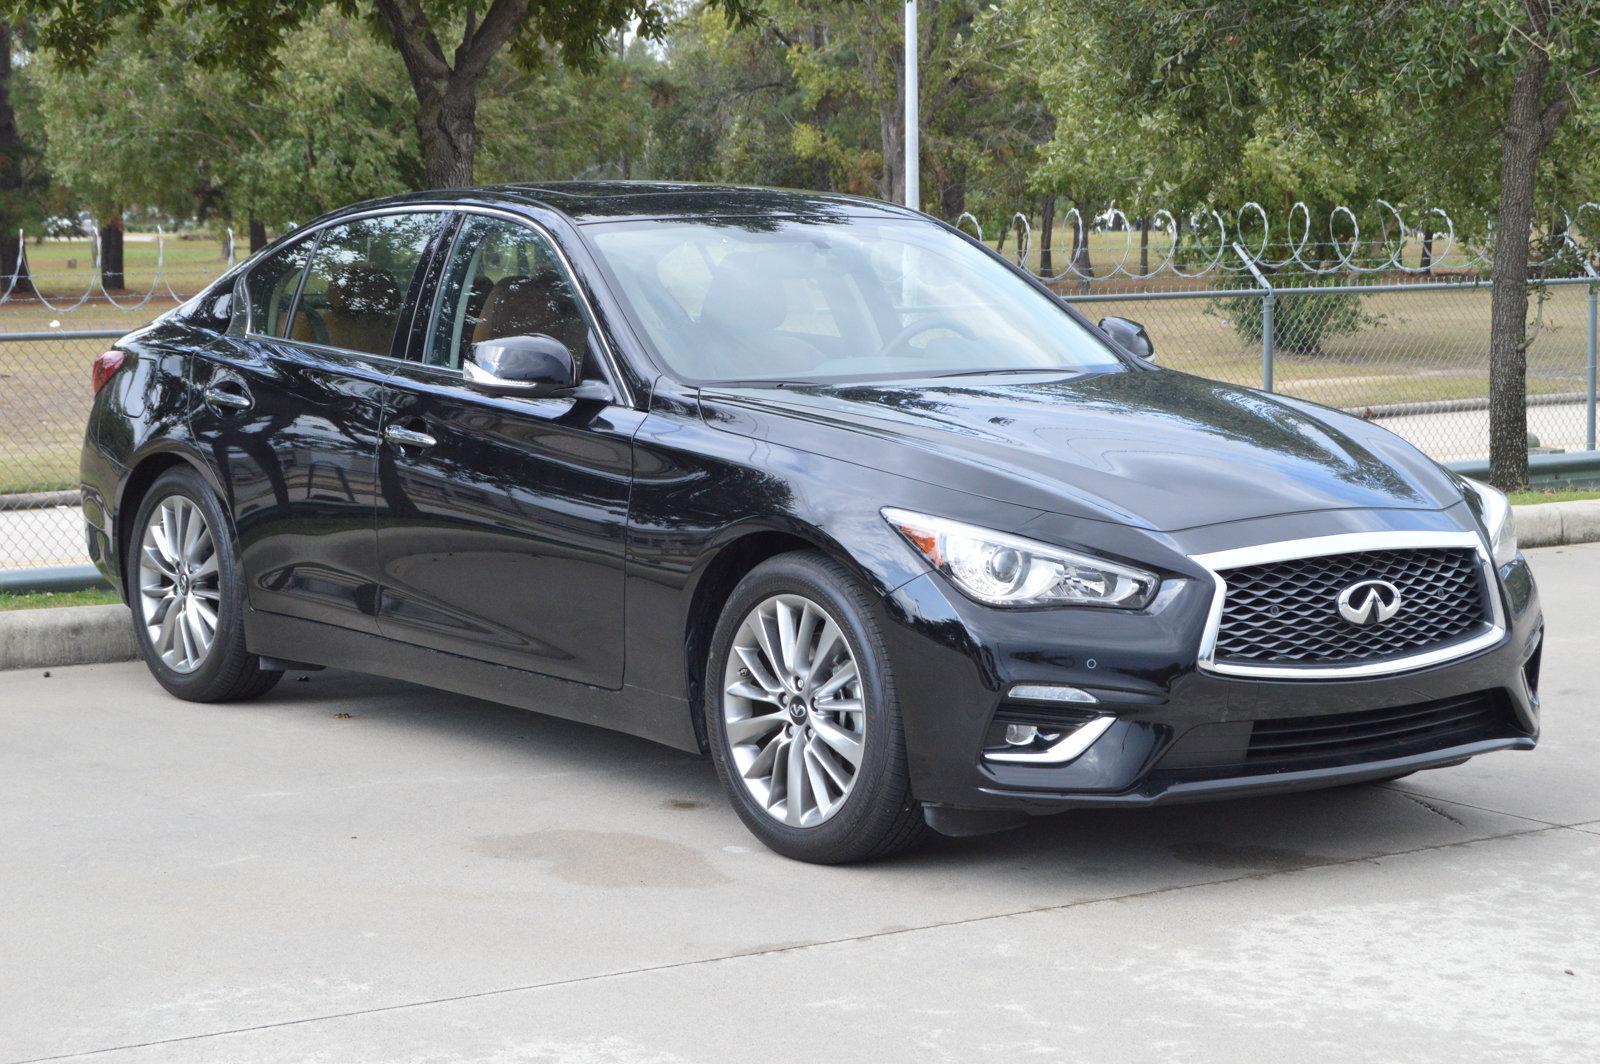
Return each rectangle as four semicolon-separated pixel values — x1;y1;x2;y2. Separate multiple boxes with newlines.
80;183;1542;863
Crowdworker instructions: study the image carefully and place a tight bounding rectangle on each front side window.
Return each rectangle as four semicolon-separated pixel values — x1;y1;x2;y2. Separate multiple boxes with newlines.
423;215;597;376
288;213;442;357
585;216;1125;384
242;237;312;338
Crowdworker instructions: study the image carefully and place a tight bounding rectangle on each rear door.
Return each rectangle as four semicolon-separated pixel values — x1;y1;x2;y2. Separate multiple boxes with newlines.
373;212;640;687
190;211;445;633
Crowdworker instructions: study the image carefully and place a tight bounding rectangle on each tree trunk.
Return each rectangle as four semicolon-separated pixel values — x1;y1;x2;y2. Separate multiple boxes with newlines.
878;105;903;204
0;21;33;294
99;219;125;291
1139;217;1150;276
939;180;965;221
416;83;478;188
249;215;268;254
1039;197;1056;276
1071;201;1093;277
1419;226;1433;275
1487;54;1554;490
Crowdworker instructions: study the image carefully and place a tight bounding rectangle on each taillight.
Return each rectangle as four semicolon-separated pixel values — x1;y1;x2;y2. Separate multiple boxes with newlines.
91;350;127;396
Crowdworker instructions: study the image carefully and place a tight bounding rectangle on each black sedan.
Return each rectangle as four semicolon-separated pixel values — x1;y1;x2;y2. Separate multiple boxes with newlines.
81;183;1542;863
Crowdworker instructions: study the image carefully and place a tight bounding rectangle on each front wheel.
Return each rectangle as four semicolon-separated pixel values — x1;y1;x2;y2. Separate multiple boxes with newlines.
705;551;927;864
127;466;281;702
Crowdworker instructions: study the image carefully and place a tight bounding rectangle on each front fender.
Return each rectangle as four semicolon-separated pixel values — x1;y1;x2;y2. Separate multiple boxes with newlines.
621;387;1046;699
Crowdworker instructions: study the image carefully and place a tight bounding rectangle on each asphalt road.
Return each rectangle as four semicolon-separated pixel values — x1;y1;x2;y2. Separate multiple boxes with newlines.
3;544;1597;1064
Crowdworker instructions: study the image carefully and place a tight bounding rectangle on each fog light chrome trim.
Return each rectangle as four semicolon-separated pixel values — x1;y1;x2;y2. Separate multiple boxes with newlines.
984;715;1116;765
1008;684;1098;704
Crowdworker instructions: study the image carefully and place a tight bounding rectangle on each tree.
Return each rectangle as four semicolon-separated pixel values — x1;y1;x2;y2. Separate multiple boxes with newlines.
760;0;1041;216
12;0;755;190
639;7;824;190
0;19;43;292
32;10;419;259
1046;0;1600;490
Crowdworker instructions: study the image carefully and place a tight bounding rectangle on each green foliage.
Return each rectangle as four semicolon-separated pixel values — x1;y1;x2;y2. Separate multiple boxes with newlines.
31;10;419;231
10;0;759;188
1036;0;1600;238
1208;284;1367;357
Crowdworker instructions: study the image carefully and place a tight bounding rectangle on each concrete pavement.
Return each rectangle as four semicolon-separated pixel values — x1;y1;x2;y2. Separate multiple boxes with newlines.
0;503;86;568
1374;399;1592;462
2;543;1597;1063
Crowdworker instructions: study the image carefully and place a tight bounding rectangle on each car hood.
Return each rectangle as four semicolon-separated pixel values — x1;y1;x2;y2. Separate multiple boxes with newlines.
697;369;1464;533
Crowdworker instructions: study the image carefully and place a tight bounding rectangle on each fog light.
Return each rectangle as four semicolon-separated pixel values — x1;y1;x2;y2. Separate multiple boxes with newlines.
1008;684;1098;704
1005;723;1040;746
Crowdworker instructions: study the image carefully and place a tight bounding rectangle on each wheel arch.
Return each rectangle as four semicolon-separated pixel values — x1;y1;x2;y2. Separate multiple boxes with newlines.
680;521;895;753
115;447;233;600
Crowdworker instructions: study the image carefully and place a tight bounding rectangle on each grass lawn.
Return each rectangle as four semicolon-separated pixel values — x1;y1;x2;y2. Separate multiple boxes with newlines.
18;233;232;298
1509;489;1600;506
0;587;121;611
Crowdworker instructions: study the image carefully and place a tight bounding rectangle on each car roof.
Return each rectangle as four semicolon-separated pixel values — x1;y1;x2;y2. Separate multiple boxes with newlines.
346;181;921;226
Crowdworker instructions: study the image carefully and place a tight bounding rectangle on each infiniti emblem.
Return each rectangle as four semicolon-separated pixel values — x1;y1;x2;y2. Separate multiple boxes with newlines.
1336;579;1403;626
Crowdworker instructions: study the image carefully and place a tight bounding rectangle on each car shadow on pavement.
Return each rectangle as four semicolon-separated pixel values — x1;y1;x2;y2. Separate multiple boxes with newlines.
253;667;1528;888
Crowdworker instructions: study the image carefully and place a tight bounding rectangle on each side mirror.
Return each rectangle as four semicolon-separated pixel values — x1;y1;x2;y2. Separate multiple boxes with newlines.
465;333;578;397
1098;316;1155;362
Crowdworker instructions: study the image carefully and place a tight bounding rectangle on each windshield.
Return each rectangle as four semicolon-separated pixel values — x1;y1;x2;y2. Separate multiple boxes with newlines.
585;216;1124;384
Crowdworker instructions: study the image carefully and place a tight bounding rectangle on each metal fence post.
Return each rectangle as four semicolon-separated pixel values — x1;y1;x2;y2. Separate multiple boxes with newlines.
1233;243;1275;392
1261;292;1276;393
1588;282;1597;451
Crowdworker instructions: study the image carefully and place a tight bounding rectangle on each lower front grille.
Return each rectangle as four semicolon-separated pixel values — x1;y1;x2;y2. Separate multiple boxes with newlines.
1245;691;1514;770
1150;690;1523;780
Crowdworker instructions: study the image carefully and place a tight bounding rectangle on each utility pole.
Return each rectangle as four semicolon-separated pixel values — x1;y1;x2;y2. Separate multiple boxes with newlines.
904;0;918;211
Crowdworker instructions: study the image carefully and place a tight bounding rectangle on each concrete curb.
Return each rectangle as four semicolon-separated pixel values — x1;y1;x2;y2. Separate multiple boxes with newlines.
2;500;1598;674
0;605;137;672
1514;498;1600;549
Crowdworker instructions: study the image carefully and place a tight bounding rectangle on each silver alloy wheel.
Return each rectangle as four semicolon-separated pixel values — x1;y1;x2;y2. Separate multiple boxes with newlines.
136;496;221;674
721;593;866;827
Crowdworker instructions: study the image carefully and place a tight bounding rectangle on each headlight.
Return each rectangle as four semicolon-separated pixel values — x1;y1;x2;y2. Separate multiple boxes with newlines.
883;508;1158;608
1464;478;1517;566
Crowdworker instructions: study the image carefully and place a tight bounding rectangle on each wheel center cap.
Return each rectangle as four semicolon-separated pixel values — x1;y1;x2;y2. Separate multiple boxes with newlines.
787;702;807;722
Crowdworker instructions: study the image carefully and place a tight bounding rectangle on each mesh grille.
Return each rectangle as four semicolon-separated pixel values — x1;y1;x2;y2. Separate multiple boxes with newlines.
1246;691;1513;769
1213;548;1489;667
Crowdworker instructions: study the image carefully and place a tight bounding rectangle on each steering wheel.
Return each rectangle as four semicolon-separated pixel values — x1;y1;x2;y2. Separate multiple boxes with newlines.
881;315;977;358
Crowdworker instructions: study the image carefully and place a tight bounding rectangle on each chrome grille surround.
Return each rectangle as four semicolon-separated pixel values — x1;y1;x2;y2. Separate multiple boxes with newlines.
1194;531;1506;680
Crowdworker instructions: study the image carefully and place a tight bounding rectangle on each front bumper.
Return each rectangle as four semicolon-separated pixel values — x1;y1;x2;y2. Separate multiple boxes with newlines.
882;534;1542;816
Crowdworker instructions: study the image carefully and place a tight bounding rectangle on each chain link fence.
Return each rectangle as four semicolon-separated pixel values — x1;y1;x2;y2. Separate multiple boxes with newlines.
1062;278;1600;463
1;213;1598;575
0;329;122;571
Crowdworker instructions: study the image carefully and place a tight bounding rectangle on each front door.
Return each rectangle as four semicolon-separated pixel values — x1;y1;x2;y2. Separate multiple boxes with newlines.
190;211;443;633
374;213;639;688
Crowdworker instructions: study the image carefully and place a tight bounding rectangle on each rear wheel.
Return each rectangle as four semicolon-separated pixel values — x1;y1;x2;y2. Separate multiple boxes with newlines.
127;467;281;702
706;552;927;864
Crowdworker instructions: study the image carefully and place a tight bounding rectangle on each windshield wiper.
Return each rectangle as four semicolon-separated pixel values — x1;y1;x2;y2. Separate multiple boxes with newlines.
925;367;1080;380
704;379;813;389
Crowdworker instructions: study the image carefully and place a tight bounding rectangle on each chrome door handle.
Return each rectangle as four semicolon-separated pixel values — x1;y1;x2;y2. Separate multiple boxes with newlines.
203;386;252;412
384;425;437;450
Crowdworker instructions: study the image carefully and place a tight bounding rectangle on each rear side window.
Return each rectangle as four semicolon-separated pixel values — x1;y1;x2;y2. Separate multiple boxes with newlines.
289;213;441;357
243;237;312;338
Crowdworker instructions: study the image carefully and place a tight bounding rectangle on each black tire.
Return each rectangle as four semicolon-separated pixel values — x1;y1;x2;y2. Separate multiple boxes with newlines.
126;466;282;702
705;551;928;864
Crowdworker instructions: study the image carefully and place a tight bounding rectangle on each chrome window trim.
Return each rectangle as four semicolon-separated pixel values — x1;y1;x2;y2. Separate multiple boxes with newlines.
240;203;635;409
1193;530;1506;680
